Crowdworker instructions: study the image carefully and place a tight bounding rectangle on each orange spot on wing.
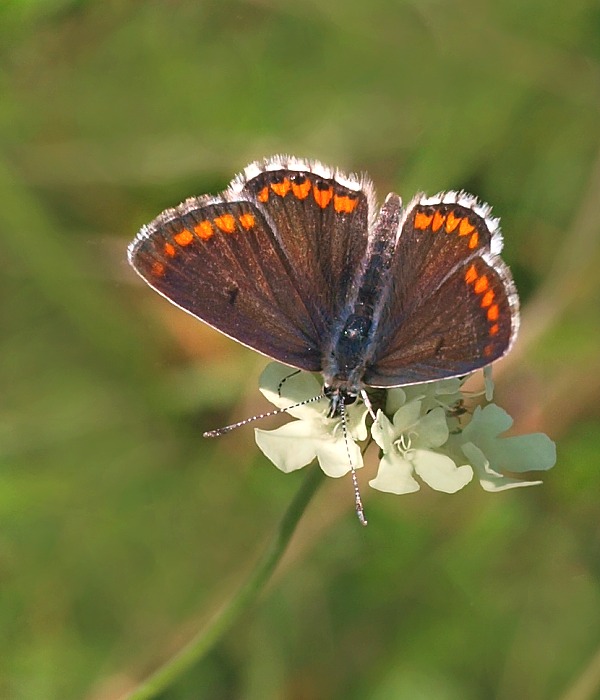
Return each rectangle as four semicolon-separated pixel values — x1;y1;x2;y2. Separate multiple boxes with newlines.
459;218;475;236
151;261;165;276
481;290;495;307
487;304;499;321
214;214;236;234
164;242;176;257
271;179;291;197
489;323;499;336
194;220;213;240
414;211;433;230
464;264;478;284
474;275;489;294
258;186;269;202
483;344;494;357
313;185;333;208
174;229;194;246
239;213;255;230
432;210;446;232
468;231;479;249
334;194;358;214
291;179;311;199
445;211;460;232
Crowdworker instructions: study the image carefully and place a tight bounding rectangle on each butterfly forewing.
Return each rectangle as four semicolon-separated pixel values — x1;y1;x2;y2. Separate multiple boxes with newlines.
129;197;324;370
241;164;373;332
128;158;375;373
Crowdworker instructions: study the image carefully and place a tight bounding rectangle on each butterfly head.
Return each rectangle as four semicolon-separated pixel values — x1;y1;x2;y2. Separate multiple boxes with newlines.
323;384;358;418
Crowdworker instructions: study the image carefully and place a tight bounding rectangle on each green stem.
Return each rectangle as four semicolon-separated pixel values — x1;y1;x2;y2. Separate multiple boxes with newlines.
124;465;325;700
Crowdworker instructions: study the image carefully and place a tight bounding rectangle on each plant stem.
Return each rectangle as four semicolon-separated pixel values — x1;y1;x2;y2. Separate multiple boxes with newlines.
124;465;324;700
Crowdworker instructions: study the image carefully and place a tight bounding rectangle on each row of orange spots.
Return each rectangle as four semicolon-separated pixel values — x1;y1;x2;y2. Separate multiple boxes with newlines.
464;263;501;356
153;212;257;274
192;212;255;239
414;208;480;249
258;178;358;213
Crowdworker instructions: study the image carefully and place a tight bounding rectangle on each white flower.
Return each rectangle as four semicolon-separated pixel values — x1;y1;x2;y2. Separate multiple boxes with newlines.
369;399;473;495
252;362;557;506
254;363;368;478
458;404;557;491
384;377;464;416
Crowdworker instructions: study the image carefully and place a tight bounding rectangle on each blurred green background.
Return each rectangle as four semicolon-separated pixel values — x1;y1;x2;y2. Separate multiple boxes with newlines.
2;1;600;698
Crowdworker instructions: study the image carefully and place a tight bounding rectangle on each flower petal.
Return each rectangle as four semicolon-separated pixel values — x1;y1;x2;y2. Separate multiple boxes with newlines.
258;363;326;419
391;399;423;433
385;387;408;414
461;404;556;474
413;406;449;449
462;404;513;440
413;449;473;493
412;378;464;413
490;433;557;474
345;402;370;442
315;435;363;478
462;442;543;491
369;453;420;494
254;421;322;473
371;411;396;451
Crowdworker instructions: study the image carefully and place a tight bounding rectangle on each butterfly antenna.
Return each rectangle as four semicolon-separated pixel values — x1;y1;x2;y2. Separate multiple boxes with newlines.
203;394;322;438
340;399;368;526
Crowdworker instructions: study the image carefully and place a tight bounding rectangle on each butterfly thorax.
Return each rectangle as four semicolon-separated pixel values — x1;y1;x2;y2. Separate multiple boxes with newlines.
323;312;373;393
321;276;391;411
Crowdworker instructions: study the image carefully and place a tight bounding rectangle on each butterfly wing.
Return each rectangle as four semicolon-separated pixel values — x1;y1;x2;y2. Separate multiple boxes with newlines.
365;192;519;386
128;156;373;371
238;157;374;332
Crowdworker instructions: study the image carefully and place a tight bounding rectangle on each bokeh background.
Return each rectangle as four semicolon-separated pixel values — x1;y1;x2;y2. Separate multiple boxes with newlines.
2;1;600;698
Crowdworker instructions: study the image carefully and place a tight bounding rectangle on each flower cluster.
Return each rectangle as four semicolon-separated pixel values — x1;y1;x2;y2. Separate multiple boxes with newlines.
255;362;556;495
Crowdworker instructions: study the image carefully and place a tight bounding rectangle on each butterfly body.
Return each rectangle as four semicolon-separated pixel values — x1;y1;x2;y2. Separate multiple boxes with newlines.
321;194;402;406
128;156;519;417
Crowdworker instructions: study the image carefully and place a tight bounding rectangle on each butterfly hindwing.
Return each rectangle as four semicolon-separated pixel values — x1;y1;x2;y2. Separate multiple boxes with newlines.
366;193;519;386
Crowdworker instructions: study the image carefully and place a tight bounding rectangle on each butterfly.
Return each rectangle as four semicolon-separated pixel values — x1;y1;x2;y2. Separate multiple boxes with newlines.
128;154;519;400
128;156;519;523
